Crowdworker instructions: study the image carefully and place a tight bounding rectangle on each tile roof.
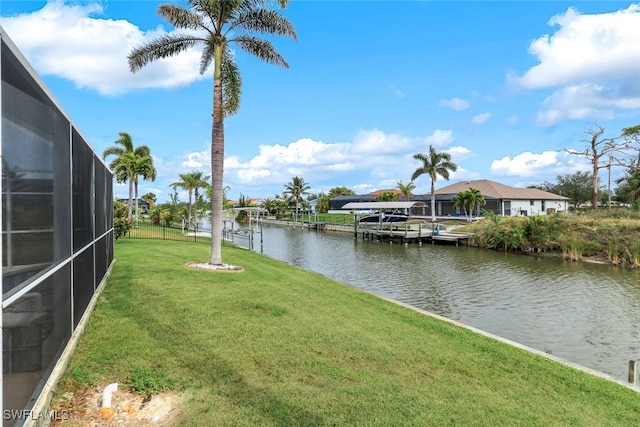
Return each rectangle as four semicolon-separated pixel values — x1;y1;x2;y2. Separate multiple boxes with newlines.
368;188;403;196
432;179;569;200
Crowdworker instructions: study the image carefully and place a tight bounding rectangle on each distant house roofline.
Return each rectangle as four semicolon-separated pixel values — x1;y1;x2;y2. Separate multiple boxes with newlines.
430;179;569;200
341;201;427;210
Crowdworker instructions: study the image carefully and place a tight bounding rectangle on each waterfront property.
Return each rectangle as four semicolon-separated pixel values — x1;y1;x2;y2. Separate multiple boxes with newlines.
1;27;114;425
329;179;570;217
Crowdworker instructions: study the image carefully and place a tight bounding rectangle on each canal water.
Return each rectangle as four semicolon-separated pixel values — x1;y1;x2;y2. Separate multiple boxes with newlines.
250;222;640;382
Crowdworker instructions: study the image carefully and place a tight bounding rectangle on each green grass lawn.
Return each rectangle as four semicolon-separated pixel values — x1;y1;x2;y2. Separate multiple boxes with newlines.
54;239;640;426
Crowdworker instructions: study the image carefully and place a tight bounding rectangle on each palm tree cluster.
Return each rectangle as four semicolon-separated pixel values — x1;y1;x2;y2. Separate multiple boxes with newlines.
128;0;296;266
103;132;156;222
453;188;486;221
171;172;210;230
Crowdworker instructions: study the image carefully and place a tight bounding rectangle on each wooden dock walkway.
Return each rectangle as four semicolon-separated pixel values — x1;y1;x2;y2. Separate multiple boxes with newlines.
358;223;472;246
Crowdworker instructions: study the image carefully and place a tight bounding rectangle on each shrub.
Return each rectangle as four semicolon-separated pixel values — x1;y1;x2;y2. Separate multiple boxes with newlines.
114;217;132;240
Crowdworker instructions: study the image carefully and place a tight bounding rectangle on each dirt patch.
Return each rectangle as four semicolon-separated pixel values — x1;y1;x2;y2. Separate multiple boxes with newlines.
51;385;182;426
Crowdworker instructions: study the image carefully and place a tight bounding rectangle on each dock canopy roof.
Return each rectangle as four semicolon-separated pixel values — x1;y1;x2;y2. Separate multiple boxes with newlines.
341;201;426;210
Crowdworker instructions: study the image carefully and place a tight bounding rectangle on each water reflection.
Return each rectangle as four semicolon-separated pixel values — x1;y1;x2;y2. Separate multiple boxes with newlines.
256;223;640;381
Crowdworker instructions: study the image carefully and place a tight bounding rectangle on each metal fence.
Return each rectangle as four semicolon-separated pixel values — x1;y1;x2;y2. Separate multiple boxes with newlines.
125;221;261;251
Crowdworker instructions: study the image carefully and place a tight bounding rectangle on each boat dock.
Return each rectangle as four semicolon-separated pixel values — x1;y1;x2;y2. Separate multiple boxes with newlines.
357;222;472;246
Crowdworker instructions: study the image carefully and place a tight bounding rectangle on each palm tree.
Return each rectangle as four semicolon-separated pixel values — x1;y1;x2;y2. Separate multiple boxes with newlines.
396;181;416;201
452;191;470;219
192;172;211;222
464;188;486;220
411;145;458;222
171;172;207;230
453;188;486;221
131;150;156;223
129;0;296;266
260;197;277;215
112;152;137;220
103;132;153;220
284;176;310;222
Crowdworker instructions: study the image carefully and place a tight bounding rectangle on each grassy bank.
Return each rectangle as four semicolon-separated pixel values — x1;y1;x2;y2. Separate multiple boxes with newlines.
460;211;640;267
52;239;640;425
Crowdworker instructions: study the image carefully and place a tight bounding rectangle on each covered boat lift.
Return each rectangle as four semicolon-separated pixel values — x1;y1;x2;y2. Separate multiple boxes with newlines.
341;201;471;245
341;201;428;217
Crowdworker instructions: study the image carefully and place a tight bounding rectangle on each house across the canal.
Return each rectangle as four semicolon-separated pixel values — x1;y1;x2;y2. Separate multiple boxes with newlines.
329;179;569;217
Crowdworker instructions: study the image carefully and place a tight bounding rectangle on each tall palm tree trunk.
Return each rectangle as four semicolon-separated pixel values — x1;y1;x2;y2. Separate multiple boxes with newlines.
128;179;134;220
430;180;436;222
187;191;193;231
134;179;139;226
209;47;224;265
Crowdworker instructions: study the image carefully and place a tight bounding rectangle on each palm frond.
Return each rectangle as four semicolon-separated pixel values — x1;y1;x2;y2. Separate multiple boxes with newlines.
134;145;152;157
232;9;297;41
129;35;204;72
102;146;124;161
199;40;215;75
195;0;242;27
234;36;288;67
221;48;242;116
157;4;204;31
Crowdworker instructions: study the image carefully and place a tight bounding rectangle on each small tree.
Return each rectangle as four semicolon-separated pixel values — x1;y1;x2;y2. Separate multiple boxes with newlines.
113;200;132;240
328;186;355;198
376;191;399;202
142;192;157;210
555;171;592;210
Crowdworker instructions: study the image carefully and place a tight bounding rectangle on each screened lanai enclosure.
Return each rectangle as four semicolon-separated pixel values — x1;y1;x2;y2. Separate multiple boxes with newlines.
1;27;114;426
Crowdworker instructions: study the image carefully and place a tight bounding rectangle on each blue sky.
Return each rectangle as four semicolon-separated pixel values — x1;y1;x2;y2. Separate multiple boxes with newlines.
2;1;639;203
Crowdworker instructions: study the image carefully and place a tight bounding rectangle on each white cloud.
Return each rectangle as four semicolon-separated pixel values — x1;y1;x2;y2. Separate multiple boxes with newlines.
182;152;208;168
536;84;639;126
447;145;471;160
216;129;458;195
509;4;640;125
439;98;470;111
490;150;590;178
351;129;413;155
0;1;207;95
225;137;352;186
425;129;455;146
470;112;491;125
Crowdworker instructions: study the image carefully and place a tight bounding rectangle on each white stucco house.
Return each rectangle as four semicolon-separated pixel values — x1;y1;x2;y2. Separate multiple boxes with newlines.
431;179;570;217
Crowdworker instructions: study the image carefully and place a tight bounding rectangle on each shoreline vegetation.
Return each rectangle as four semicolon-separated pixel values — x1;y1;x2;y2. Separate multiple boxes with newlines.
457;210;640;268
50;239;640;425
258;209;640;269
